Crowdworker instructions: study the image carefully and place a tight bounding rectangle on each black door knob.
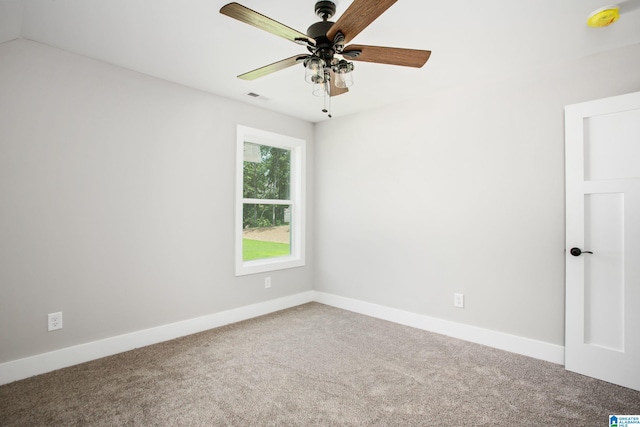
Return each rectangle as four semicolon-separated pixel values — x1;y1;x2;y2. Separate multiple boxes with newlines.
570;247;593;256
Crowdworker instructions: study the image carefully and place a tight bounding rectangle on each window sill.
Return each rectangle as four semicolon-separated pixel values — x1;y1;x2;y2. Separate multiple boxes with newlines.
236;256;305;276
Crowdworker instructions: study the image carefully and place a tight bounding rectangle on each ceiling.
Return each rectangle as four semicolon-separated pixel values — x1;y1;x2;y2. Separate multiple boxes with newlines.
3;0;640;122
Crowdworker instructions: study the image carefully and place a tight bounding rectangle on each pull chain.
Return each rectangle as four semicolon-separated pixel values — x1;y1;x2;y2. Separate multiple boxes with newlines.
321;72;332;118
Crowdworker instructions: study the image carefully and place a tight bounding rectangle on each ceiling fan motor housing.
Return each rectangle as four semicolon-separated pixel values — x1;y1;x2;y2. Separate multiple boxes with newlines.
307;20;334;40
307;20;338;61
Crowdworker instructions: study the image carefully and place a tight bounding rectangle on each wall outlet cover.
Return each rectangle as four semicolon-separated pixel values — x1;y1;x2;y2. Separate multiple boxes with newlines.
48;312;63;331
454;293;464;308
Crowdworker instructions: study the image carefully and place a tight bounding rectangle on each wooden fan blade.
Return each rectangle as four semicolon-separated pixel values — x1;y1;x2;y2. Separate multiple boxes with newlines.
326;0;397;44
343;45;431;68
238;55;308;80
329;70;349;97
220;3;315;46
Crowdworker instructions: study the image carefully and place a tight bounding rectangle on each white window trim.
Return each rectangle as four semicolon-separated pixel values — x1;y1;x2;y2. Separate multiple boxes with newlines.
235;125;306;276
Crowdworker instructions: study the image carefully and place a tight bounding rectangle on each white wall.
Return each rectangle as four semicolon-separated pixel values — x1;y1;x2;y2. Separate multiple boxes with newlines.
315;43;640;346
0;39;314;363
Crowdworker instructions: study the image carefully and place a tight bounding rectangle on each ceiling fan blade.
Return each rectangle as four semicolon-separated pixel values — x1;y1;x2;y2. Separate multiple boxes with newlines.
220;3;315;46
329;70;349;97
326;0;397;44
238;55;308;80
343;45;431;68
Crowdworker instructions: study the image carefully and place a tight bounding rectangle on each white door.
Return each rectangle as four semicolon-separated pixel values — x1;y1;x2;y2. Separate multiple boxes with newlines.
565;91;640;391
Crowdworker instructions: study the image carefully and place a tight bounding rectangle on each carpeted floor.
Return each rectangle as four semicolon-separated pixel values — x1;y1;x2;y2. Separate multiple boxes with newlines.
1;302;639;426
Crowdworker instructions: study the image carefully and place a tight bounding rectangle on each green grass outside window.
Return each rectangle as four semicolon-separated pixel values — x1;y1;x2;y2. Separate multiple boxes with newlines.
243;239;290;261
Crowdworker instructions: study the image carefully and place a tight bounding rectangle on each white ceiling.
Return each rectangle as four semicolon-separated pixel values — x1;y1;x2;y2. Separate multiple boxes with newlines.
4;0;640;122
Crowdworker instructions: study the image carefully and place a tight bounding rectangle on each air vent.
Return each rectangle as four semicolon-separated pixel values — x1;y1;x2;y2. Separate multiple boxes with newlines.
246;92;270;101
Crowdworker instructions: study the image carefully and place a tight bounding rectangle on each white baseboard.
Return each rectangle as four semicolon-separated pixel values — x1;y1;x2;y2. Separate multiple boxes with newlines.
0;290;564;386
313;291;565;365
0;291;315;386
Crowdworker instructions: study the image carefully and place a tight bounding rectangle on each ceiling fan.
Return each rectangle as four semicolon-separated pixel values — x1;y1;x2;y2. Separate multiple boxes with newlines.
219;0;431;117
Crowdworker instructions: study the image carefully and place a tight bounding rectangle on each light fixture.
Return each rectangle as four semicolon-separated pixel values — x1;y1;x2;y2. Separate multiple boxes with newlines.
334;60;354;88
300;12;357;118
304;57;326;84
303;55;354;118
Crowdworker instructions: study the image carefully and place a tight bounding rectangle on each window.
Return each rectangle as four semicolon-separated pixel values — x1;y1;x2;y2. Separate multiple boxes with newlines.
235;125;305;276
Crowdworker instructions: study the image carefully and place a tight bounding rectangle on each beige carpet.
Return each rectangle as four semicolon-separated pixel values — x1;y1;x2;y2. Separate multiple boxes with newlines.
1;303;639;426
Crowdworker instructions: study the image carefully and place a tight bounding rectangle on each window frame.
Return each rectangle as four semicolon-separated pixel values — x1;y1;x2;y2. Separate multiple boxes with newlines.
235;125;306;276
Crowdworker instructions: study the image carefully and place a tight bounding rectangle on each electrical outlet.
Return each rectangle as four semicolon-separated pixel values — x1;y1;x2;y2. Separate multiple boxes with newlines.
454;293;464;308
265;277;271;289
48;312;63;331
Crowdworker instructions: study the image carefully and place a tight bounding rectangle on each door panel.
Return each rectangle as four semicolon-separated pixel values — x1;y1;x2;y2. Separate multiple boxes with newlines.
584;192;624;351
565;91;640;391
584;109;640;180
